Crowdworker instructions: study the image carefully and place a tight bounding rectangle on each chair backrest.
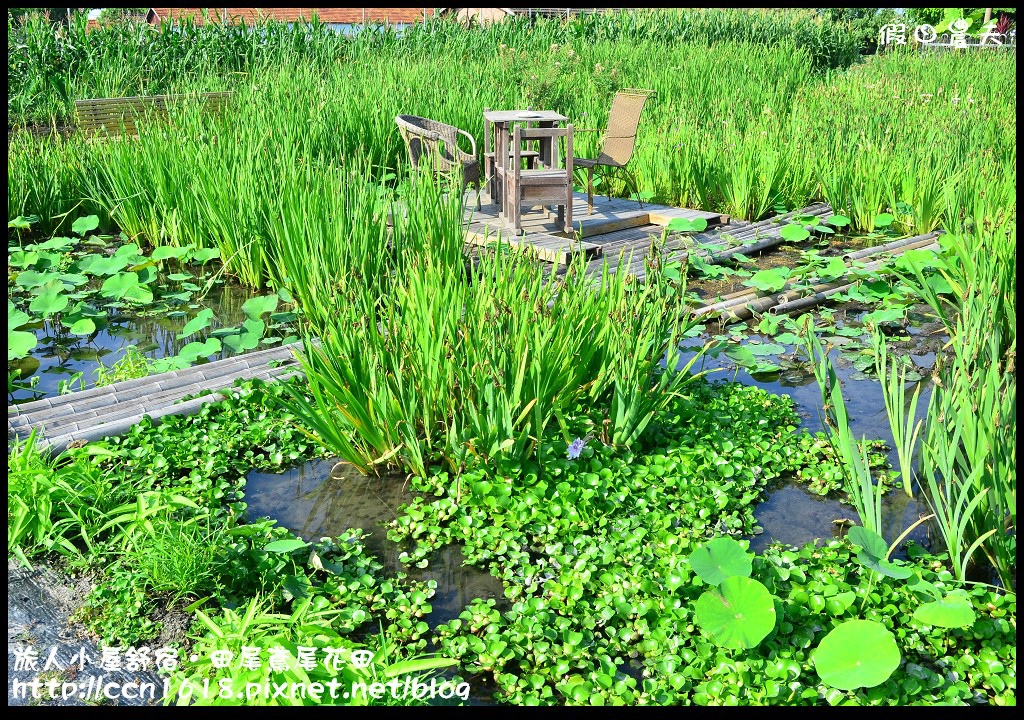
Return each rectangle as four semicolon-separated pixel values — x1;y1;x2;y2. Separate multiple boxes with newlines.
601;89;653;166
395;114;460;173
514;125;573;175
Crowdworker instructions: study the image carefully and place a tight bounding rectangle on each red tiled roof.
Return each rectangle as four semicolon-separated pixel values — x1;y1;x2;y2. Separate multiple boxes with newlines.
147;8;435;25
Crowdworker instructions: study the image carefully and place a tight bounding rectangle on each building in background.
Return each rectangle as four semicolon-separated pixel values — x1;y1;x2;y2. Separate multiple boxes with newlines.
145;8;435;32
441;8;621;25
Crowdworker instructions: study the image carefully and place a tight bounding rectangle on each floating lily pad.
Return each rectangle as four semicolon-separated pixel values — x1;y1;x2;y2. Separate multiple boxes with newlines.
71;215;100;236
667;217;708;233
67;318;97;336
242;294;279;321
744;267;791;293
746;343;786;356
37;236;78;252
695;576;775;649
78;254;130;276
177;338;222;363
191;247;221;265
9;302;31;330
780;223;811;242
14;270;52;289
152;245;194;261
264;538;310;553
8;329;38;361
689;536;752;586
723;344;757;368
812;620;900;690
101;272;142;299
114;243;142;258
913;590;976;628
29;289;69;317
223;318;265;353
178;308;215;339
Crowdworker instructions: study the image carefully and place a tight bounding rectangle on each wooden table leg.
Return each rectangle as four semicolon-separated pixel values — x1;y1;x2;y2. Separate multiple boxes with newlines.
495;121;505;220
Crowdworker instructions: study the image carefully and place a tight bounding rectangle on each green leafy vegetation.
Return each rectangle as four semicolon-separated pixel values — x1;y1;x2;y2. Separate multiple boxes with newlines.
7;214;300;400
5;7;1015;708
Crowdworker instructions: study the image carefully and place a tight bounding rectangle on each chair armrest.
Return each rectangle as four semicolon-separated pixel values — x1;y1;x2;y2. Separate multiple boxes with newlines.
455;127;478;160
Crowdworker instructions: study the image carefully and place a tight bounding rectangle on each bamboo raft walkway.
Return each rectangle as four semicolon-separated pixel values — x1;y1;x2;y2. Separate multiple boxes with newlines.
8;193;938;453
8;343;304;454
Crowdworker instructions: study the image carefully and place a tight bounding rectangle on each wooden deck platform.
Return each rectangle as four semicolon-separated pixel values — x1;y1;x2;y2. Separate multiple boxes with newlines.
464;190;729;265
9;194;833;452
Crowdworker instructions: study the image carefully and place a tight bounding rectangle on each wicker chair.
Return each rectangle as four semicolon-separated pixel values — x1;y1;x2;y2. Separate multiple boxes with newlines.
395;114;482;209
574;89;654;214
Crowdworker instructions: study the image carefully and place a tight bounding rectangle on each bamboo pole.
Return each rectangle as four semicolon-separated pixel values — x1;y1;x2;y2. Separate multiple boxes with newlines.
686;204;835;265
841;232;940;261
37;371;304;455
9;342;302;418
767;282;859;315
24;361;299;437
8;357;299;430
694;235;941;316
696;242;939;322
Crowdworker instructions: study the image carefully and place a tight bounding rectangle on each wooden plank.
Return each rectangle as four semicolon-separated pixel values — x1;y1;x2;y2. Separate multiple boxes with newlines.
465;228;602;265
75;91;233;138
469;198;649;241
646;206;729;228
583;224;664;259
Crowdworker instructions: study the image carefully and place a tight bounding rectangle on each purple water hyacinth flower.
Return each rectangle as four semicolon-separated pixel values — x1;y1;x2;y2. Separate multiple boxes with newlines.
567;437;587;460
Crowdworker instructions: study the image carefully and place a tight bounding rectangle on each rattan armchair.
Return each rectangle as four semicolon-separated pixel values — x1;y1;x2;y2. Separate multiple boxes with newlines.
573;89;654;214
395;114;482;209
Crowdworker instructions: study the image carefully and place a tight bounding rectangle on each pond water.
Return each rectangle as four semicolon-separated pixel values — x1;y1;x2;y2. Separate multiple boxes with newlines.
241;299;943;630
243;458;508;629
681;312;939;552
8;277;295;404
243;459;506;704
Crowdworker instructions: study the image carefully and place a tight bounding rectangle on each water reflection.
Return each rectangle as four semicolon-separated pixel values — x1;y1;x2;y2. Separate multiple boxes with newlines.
748;482;933;556
11;279;256;403
243;459;506;628
676;326;938;551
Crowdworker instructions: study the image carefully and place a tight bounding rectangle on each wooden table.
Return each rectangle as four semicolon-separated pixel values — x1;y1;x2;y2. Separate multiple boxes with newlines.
484;109;569;218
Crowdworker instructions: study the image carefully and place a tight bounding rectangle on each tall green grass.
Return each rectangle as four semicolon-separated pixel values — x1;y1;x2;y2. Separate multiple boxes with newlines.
274;176;707;478
8;9;861;128
891;211;1016;588
9;24;1015;257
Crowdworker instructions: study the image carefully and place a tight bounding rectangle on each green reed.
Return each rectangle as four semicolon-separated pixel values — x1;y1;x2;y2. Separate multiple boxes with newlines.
7;18;1016;278
892;215;1016;587
802;319;884;535
274;170;706;478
